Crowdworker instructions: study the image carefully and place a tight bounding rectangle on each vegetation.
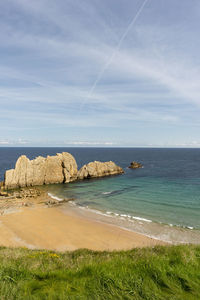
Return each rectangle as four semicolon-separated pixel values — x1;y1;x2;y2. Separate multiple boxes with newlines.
0;245;199;299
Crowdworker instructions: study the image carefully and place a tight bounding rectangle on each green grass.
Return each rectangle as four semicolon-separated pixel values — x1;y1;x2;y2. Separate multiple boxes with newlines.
0;245;200;299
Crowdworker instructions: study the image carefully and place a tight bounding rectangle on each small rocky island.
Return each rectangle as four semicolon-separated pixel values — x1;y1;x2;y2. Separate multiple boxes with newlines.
78;161;123;180
2;152;124;190
128;161;143;169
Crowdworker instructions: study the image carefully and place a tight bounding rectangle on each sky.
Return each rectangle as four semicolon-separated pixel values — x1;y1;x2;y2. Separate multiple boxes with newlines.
0;0;200;147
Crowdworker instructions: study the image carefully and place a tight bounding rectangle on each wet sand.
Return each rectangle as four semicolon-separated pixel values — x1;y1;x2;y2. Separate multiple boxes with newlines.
0;201;166;251
68;204;200;245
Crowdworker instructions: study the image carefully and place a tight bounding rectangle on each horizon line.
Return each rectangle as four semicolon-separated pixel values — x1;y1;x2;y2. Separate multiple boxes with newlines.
1;145;200;149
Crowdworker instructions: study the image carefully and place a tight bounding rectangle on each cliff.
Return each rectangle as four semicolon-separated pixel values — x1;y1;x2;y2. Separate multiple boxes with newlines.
4;152;78;189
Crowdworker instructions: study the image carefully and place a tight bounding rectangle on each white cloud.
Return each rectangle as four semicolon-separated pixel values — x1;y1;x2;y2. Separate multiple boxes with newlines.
0;140;10;145
0;139;29;145
64;141;115;146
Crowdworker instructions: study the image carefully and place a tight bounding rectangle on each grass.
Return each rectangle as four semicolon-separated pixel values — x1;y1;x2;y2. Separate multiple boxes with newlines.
0;245;199;299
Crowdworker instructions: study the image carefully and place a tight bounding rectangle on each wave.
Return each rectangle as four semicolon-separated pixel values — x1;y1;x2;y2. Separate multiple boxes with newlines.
58;196;196;231
71;201;196;230
47;193;64;202
178;225;194;230
66;201;199;245
77;205;113;218
101;186;139;196
116;213;152;223
69;199;153;223
131;216;152;223
102;192;112;195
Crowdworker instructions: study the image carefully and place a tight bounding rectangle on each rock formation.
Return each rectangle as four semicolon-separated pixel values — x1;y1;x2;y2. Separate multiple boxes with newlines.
77;161;124;180
4;152;78;189
128;161;143;169
3;153;124;190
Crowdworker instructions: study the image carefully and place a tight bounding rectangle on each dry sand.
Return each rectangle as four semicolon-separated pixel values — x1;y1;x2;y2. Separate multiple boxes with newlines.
0;200;166;251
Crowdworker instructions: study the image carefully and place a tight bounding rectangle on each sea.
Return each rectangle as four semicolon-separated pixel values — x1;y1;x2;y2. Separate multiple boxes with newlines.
0;147;200;244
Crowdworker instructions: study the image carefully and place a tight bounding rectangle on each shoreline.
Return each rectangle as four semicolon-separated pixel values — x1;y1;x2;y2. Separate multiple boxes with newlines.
0;190;167;251
0;187;199;250
61;200;200;245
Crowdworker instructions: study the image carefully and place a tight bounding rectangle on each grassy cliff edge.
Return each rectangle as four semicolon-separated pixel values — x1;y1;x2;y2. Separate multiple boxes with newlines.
0;245;199;299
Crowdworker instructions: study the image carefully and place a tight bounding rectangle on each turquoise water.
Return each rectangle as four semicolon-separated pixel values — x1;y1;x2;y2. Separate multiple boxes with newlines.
1;147;200;230
47;174;200;230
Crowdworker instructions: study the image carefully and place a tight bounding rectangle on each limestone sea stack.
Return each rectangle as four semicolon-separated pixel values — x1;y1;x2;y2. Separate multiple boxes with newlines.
4;152;78;190
77;161;124;180
3;153;124;190
128;161;143;169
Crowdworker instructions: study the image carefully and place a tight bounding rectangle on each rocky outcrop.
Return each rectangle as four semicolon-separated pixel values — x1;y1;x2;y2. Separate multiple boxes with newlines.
45;197;75;207
128;161;143;169
3;153;124;190
77;161;124;180
4;152;78;190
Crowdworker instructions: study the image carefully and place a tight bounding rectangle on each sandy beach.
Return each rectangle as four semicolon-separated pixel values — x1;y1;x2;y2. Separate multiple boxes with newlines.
0;190;166;251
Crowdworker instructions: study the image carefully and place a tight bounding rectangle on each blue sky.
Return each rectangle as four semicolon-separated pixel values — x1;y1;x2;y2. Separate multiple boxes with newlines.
0;0;200;147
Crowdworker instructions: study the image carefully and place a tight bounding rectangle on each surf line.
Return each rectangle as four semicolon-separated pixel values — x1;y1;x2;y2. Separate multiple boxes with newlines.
79;0;149;111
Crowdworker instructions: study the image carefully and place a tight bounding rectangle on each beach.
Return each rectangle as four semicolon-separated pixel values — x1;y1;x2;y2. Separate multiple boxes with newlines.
0;190;166;251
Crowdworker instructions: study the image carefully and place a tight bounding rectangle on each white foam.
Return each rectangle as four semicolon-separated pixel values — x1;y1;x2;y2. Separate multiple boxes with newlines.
68;202;198;243
106;212;151;223
131;216;152;223
69;201;76;206
102;192;112;195
78;206;113;218
69;200;182;229
174;224;194;230
74;201;153;224
48;193;63;202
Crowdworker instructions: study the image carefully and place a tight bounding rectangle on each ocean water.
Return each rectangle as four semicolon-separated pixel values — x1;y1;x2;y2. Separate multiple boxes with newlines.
0;147;200;233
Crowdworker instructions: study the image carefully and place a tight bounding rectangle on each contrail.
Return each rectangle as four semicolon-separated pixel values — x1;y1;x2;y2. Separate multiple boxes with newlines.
80;0;149;110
